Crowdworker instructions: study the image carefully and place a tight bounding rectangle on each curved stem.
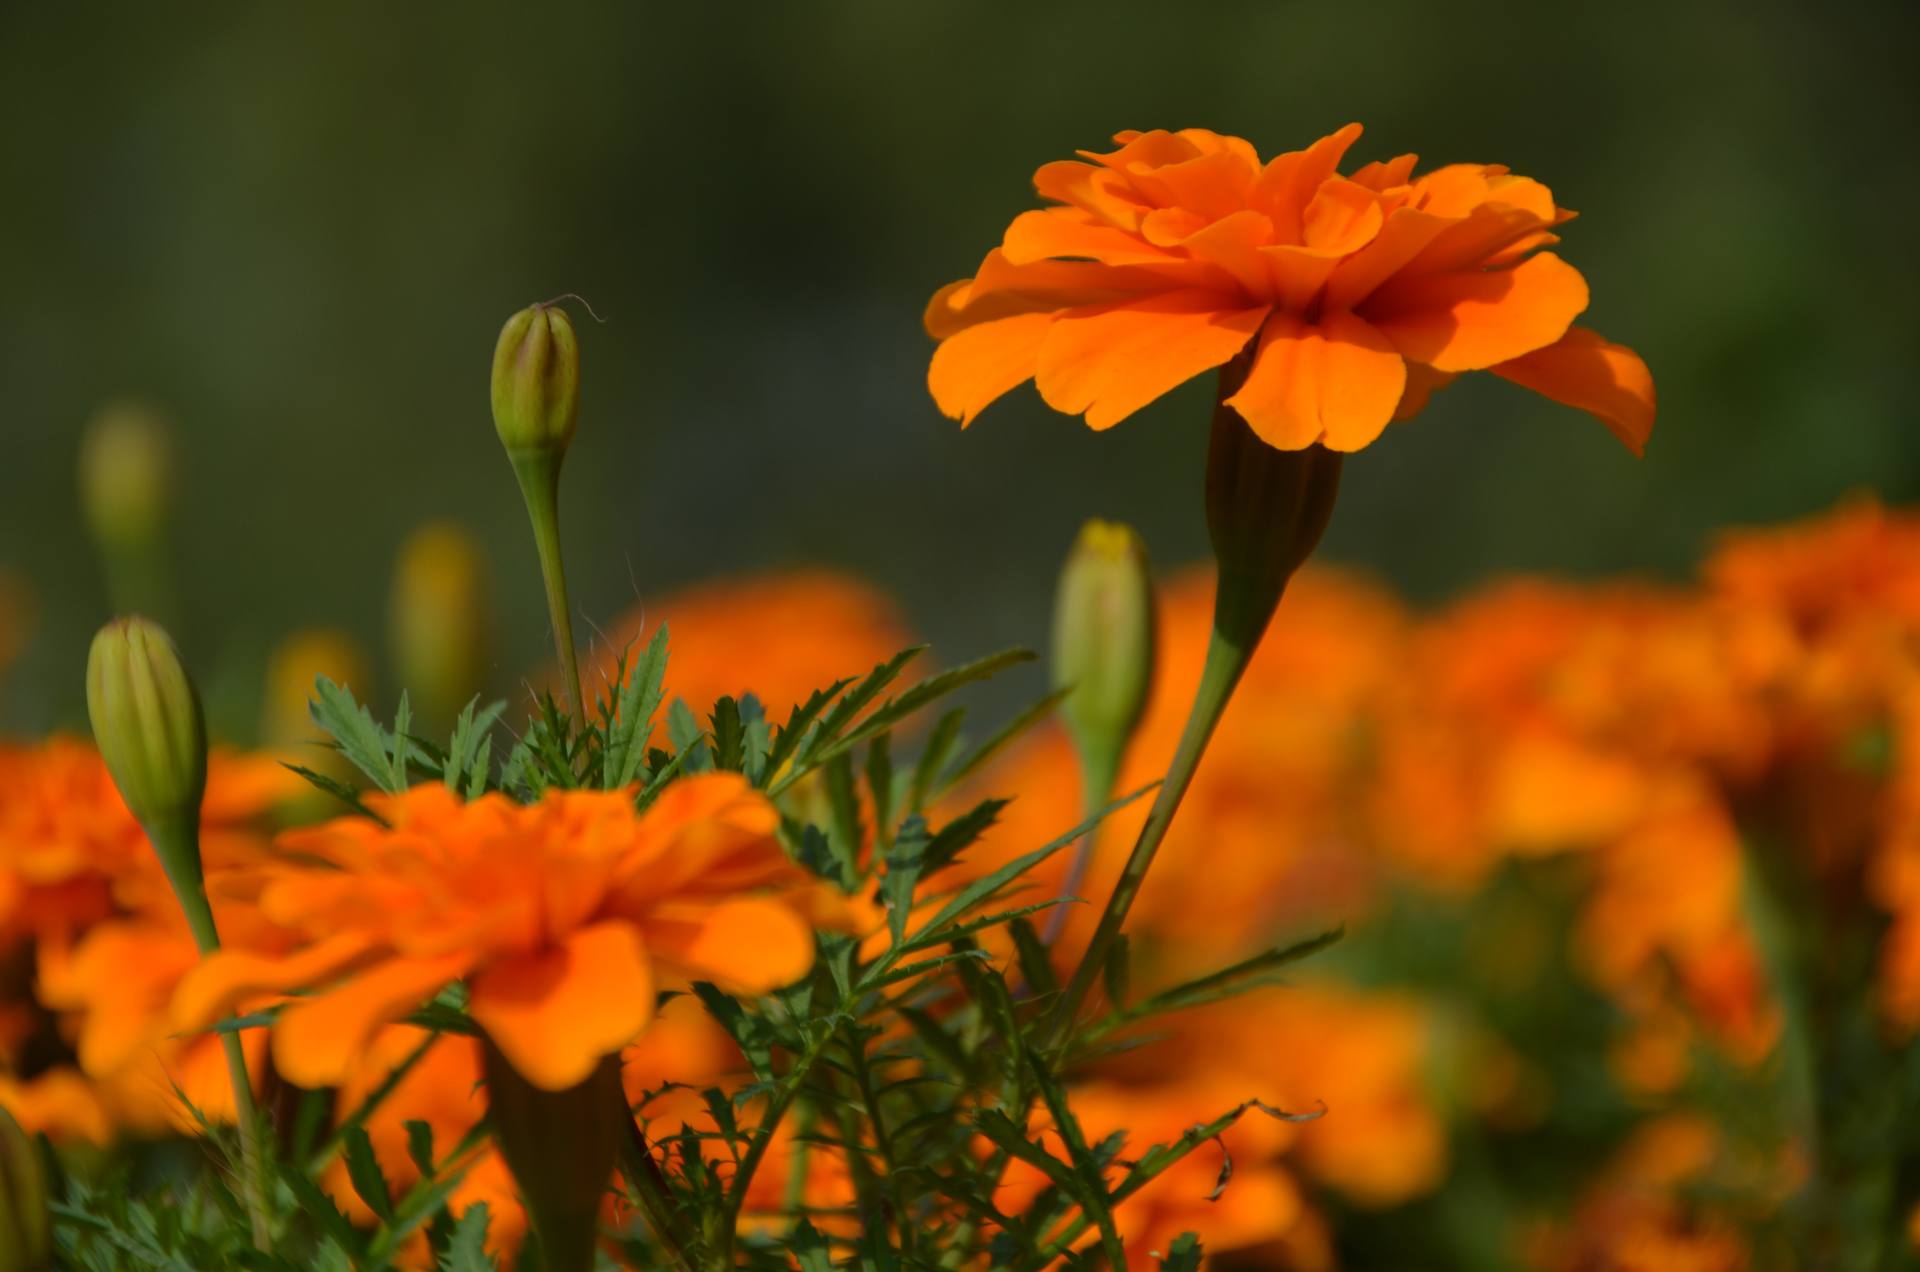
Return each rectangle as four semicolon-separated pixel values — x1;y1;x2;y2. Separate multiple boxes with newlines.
1045;622;1256;1047
510;451;584;722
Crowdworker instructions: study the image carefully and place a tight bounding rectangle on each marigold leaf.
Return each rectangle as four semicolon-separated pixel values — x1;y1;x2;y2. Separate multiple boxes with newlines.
604;624;669;790
341;1125;394;1223
437;1203;491;1272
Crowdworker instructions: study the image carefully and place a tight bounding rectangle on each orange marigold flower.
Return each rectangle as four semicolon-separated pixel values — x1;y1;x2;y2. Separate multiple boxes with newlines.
0;738;295;951
588;569;913;725
172;774;816;1092
927;124;1654;454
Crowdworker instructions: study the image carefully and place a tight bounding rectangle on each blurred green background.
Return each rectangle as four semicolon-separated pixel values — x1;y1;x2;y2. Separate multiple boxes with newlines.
2;0;1915;735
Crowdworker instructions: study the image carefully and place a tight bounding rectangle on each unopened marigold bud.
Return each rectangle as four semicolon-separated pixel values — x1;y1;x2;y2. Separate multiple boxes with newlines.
78;401;172;552
0;1107;50;1272
262;628;369;752
491;304;579;460
389;523;490;729
1053;519;1155;783
86;616;206;837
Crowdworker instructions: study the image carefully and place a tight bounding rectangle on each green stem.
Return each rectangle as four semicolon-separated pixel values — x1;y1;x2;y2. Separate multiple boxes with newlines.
150;817;273;1253
1045;621;1257;1048
510;451;584;722
1042;738;1122;945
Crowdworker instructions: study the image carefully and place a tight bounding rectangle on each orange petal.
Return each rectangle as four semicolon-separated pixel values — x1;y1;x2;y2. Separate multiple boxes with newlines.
1364;252;1589;372
1252;123;1364;243
468;922;655;1092
1321;205;1457;312
1301;178;1384;255
929;311;1057;426
1036;292;1268;430
272;952;471;1090
171;931;378;1031
1225;311;1406;452
644;896;815;993
1392;363;1459;423
1001;208;1173;267
1492;326;1656;456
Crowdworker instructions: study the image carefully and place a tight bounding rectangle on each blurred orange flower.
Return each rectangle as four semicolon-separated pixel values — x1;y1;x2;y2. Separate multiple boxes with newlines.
589;570;912;725
928;124;1653;453
173;774;817;1092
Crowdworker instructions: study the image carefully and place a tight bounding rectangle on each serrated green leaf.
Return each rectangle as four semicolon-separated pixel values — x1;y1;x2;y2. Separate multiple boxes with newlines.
342;1124;394;1222
437;1203;491;1272
405;1120;436;1177
604;624;670;790
309;676;406;794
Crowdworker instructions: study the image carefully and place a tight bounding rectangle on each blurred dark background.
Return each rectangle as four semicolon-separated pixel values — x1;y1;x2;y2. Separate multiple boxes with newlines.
2;0;1916;735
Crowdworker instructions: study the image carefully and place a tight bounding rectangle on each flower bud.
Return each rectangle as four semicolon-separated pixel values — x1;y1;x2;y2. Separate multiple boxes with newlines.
86;616;206;838
491;304;579;460
0;1106;51;1272
389;523;491;730
262;628;369;752
1052;520;1155;783
77;401;172;553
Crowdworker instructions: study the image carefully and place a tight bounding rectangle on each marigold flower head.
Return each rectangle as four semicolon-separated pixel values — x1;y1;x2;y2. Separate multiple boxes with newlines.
928;124;1653;454
173;774;816;1092
589;570;913;724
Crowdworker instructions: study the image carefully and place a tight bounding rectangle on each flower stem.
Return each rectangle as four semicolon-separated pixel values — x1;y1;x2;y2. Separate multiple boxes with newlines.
1043;737;1123;945
510;451;585;722
1045;621;1257;1046
151;816;273;1253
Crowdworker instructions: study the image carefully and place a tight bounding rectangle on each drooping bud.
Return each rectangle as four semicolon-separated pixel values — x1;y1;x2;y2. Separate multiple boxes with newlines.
0;1106;51;1272
389;522;491;730
78;401;172;554
1204;355;1343;650
481;1043;622;1272
1052;519;1155;789
86;617;206;839
491;304;580;461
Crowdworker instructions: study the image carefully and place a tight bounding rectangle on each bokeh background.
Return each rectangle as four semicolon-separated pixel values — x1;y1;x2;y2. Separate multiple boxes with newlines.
2;0;1916;733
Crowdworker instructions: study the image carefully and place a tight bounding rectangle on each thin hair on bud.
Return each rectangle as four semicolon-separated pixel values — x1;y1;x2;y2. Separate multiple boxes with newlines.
538;293;609;323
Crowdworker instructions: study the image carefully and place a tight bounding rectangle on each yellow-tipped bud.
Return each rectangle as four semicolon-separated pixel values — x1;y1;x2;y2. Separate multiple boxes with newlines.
0;1106;51;1272
78;401;172;552
389;522;490;728
1052;519;1155;781
86;616;206;836
491;304;580;460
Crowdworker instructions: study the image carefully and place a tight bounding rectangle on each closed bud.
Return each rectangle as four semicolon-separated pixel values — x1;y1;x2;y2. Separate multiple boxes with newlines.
86;616;206;838
78;401;172;552
491;303;579;460
0;1107;51;1272
1053;520;1155;781
389;522;490;729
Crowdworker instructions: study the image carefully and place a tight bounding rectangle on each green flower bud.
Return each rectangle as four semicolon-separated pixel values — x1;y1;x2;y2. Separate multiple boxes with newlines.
0;1107;51;1272
86;617;218;955
86;616;206;835
1052;519;1156;783
77;401;172;552
491;304;580;460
